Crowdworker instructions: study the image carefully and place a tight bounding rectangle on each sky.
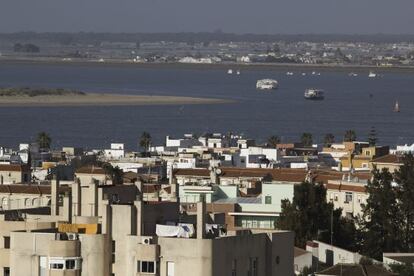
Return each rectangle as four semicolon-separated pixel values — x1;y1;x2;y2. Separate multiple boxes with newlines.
1;0;413;34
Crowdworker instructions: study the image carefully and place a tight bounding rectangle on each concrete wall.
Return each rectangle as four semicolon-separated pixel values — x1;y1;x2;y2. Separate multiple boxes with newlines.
158;238;213;276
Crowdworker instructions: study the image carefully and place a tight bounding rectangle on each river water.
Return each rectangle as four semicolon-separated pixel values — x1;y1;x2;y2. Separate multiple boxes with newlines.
0;62;413;150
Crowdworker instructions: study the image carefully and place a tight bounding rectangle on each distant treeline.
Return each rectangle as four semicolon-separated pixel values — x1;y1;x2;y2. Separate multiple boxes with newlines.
1;32;414;44
0;87;85;97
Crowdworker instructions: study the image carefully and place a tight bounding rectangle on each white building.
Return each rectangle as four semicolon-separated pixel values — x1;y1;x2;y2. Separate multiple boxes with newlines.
104;143;125;160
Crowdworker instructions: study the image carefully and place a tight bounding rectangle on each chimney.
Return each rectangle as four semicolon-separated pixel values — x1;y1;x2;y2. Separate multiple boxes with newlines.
197;197;206;239
134;200;143;236
72;178;82;217
135;181;143;200
62;195;72;223
51;175;60;216
101;199;112;235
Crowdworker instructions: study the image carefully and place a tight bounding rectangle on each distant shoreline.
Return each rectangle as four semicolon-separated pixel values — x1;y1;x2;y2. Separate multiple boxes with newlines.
2;57;414;73
0;93;233;107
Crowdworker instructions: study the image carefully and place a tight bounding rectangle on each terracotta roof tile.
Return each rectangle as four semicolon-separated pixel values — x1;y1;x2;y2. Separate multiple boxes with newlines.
371;154;404;164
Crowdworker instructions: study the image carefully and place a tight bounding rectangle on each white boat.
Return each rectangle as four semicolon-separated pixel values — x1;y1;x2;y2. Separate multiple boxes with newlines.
368;71;377;78
236;70;241;75
227;69;233;75
312;71;316;75
304;89;324;100
286;72;294;76
302;72;307;76
394;100;400;112
256;79;278;90
349;72;358;77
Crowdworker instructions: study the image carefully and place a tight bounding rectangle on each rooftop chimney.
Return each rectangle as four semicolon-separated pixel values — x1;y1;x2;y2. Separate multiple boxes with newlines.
51;174;60;217
197;197;206;239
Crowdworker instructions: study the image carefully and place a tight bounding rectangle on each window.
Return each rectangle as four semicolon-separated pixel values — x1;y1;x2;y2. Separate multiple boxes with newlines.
345;192;353;203
265;196;272;204
334;194;338;202
39;256;47;276
231;259;237;276
275;256;280;265
49;258;81;270
4;236;10;249
66;259;76;269
138;261;156;274
362;163;369;168
253;258;258;276
3;267;10;276
50;263;64;270
25;198;31;207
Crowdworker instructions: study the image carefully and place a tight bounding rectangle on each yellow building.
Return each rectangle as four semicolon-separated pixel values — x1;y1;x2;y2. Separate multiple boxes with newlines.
340;146;389;171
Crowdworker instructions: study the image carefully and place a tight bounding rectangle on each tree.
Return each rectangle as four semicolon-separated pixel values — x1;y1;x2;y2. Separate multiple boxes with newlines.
301;133;313;147
359;168;402;260
277;181;358;249
368;126;378;146
102;163;123;185
139;132;152;152
389;263;414;276
37;132;52;150
324;133;335;147
344;130;357;142
393;154;414;252
267;135;281;148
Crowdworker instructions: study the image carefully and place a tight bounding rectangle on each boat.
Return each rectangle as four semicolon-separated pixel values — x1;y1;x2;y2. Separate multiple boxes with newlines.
304;89;324;100
227;69;233;75
236;70;241;75
302;73;307;76
256;79;278;90
286;72;294;76
368;71;377;78
394;100;400;112
349;72;358;77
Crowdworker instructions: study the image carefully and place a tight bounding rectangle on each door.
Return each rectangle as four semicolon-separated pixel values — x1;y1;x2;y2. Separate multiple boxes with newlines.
167;261;175;276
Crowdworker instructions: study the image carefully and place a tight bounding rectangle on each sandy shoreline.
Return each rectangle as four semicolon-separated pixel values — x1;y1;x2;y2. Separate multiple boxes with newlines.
0;93;233;107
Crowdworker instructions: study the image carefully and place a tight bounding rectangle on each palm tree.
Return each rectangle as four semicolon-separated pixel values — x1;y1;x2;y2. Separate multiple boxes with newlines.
139;132;152;152
301;133;313;147
37;132;52;150
344;130;357;142
267;135;281;148
324;133;335;147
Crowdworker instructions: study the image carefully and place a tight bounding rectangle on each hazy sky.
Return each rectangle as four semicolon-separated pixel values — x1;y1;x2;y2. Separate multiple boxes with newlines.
1;0;413;34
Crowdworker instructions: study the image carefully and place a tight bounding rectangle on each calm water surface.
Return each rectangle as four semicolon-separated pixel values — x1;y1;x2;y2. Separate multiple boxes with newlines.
0;63;413;149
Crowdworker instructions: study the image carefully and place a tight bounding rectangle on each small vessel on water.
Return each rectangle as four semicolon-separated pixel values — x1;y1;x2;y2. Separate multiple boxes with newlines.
368;71;377;78
286;72;294;76
256;79;278;90
302;72;307;76
227;69;233;75
236;70;241;75
394;100;400;112
349;72;358;77
304;89;324;100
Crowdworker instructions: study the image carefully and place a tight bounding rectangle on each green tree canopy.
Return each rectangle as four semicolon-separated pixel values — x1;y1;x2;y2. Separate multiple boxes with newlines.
359;168;402;260
301;133;313;147
277;181;357;250
393;154;414;252
368;126;378;146
344;130;357;142
37;132;52;150
102;163;123;185
139;132;152;152
267;135;281;148
324;133;335;147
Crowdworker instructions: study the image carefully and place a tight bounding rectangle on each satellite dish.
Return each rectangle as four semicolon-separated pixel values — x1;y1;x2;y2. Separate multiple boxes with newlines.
216;168;222;175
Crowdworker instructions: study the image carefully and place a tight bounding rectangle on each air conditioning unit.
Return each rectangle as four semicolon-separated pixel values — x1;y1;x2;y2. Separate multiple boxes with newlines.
141;236;153;245
67;233;78;241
